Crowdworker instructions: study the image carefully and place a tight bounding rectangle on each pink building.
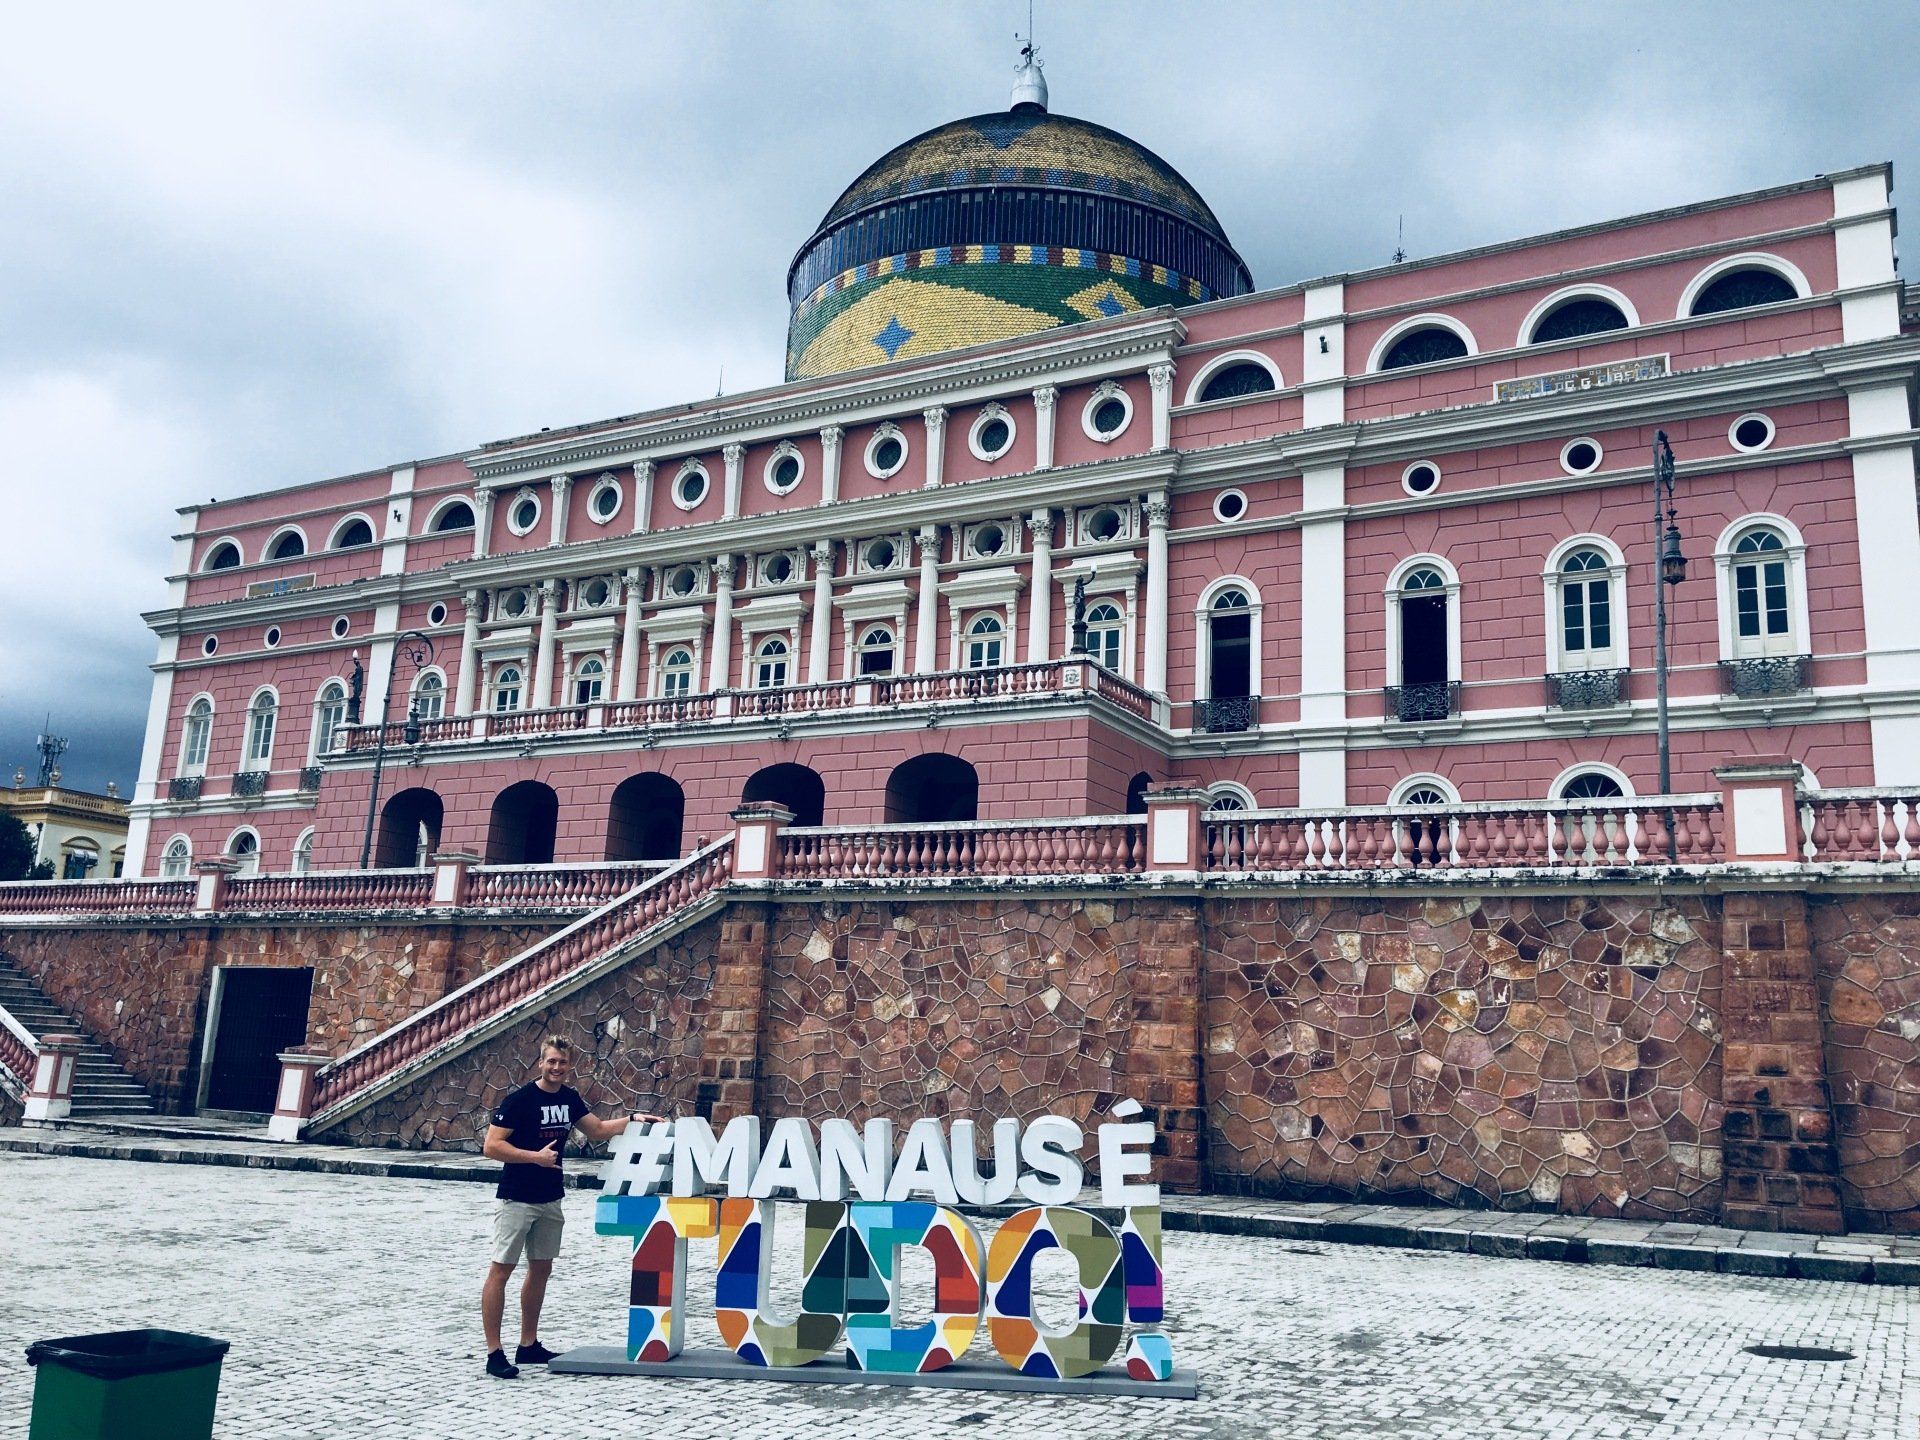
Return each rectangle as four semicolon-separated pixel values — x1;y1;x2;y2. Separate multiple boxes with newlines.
125;74;1920;878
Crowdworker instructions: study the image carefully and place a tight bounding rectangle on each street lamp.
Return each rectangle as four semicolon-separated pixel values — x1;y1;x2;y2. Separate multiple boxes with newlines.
1652;431;1687;854
358;630;435;869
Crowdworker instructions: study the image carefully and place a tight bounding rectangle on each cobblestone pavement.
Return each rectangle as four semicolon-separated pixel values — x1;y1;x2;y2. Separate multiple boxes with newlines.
0;1153;1912;1440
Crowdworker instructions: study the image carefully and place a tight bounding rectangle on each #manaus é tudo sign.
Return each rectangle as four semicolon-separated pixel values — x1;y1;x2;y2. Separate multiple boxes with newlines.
592;1100;1176;1384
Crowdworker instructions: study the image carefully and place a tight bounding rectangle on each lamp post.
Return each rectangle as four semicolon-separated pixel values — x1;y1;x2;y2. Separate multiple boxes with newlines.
358;630;435;869
1651;431;1688;855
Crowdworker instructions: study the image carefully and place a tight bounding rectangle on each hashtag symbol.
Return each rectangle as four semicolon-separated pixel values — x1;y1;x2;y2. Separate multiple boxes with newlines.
601;1120;675;1196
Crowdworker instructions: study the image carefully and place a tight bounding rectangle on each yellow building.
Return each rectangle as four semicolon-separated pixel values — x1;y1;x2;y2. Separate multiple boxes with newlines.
1;775;131;878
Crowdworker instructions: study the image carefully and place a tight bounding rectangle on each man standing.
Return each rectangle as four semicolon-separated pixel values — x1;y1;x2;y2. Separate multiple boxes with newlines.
480;1035;655;1379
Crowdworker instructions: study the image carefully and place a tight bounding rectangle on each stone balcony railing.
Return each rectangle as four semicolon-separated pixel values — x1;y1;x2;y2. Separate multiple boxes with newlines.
333;656;1160;754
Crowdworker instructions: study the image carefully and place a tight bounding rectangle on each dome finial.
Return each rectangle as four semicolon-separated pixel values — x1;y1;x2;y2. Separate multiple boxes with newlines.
1011;14;1047;113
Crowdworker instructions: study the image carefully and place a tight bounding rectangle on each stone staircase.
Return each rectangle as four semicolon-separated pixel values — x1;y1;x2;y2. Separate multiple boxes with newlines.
0;956;155;1116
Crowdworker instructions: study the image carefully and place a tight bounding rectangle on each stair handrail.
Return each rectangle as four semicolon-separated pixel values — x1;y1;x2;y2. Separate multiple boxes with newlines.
0;998;37;1085
308;837;734;1120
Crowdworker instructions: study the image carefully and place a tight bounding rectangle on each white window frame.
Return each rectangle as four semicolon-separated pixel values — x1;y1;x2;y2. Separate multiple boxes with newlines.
494;585;536;623
571;575;618;612
1518;284;1640;347
570;655;606;706
411;668;447;720
657;645;698;699
1365;313;1479;373
1549;763;1634;801
751;635;791;690
1677;252;1812;319
505;488;542;537
224;826;262;875
964;612;1006;670
160;835;193;878
1204;782;1257;813
763;441;805;496
855;622;897;677
857;533;908;575
864;424;909;480
1181;350;1284;406
1074;500;1137;547
968;405;1018;462
1383;554;1462;690
291;827;316;874
1081;380;1133;443
1542;535;1629;674
491;664;524;712
585;474;624;527
1192;576;1263;704
962;519;1019;561
1559;437;1604;476
200;536;245;571
756;550;802;588
179;694;215;775
1389;772;1459;806
1729;413;1777;453
1401;460;1443;497
263;525;308;562
1715;515;1809;661
421;495;477;534
326;512;378;551
242;687;279;771
1082;598;1127;674
309;680;348;762
670;461;710;511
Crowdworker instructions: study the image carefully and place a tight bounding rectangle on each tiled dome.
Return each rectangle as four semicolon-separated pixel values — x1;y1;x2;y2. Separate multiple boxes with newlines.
786;89;1252;381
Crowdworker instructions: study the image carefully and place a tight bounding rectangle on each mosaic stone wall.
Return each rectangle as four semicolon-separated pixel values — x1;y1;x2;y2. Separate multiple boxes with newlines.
1200;894;1726;1218
1810;894;1920;1232
327;913;724;1150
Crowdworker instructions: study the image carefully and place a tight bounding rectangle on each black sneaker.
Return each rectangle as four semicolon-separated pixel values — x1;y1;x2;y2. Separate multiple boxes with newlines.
486;1350;520;1380
515;1341;561;1366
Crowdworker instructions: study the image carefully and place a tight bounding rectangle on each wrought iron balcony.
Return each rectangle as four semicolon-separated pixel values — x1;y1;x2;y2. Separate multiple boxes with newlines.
1719;655;1810;700
167;775;203;802
1546;668;1628;711
1384;681;1460;723
297;766;324;792
1192;695;1260;734
231;770;269;798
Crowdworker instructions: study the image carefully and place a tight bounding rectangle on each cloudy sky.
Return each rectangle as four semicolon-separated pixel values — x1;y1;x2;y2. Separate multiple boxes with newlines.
4;1;1917;792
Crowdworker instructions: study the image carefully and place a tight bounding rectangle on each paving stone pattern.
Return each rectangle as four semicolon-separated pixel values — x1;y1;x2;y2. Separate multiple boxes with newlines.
1;1153;1912;1439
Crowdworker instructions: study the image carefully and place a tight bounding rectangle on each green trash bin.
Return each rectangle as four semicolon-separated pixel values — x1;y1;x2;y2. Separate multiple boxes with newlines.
24;1329;230;1440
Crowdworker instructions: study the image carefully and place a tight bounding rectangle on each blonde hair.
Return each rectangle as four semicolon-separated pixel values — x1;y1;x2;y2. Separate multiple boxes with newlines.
541;1035;572;1056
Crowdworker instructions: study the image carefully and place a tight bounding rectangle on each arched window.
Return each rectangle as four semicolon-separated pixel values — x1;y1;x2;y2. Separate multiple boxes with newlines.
312;682;346;758
431;499;476;533
1558;548;1615;665
659;647;695;698
752;637;790;690
413;671;446;719
160;836;192;879
1690;268;1798;317
244;691;278;768
1731;529;1794;653
291;828;316;874
1388;560;1458;721
1713;518;1810;695
1528;296;1629;345
1557;770;1626;800
965;614;1004;670
330;516;375;550
61;838;100;880
265;529;306;561
1197;361;1277;404
571;656;605;706
491;665;523;712
1083;599;1125;672
225;829;261;876
1205;785;1254;814
857;625;896;677
1379;326;1469;370
1390;774;1457;865
203;540;242;571
1198;585;1255;732
180;697;213;773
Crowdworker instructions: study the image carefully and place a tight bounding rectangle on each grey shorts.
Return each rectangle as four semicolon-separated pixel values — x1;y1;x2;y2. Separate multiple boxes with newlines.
492;1199;565;1265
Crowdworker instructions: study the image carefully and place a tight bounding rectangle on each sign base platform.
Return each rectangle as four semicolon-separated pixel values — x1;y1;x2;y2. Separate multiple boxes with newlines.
548;1346;1199;1399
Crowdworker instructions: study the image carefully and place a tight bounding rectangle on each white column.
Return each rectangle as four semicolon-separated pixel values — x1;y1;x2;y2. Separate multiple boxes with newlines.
530;581;558;709
473;489;495;560
1833;167;1901;342
1301;281;1347;428
1026;510;1054;664
922;407;947;489
1148;364;1175;451
1143;492;1170;700
547;474;572;547
1296;463;1349;806
819;426;843;504
382;465;415;577
616;569;644;701
723;443;745;519
708;555;736;691
365;601;403;724
913;526;941;674
1032;386;1057;470
632;460;655;535
454;589;482;716
1845;380;1920;780
807;542;834;683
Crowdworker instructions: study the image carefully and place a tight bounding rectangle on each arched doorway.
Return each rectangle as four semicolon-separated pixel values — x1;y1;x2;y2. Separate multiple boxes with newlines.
606;773;685;861
1124;772;1153;815
487;780;558;864
741;763;825;827
884;753;979;824
376;787;443;868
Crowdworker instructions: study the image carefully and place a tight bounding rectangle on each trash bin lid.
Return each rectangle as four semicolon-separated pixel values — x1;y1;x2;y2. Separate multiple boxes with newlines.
25;1329;230;1379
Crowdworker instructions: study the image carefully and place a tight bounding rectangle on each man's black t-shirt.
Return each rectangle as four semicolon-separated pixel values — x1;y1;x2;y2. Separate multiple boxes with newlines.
490;1082;588;1203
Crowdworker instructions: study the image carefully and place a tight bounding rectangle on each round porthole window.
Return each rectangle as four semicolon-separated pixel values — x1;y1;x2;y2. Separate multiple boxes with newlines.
1402;461;1442;496
1085;506;1124;543
866;428;908;480
508;495;540;534
762;553;793;585
673;465;709;510
331;616;351;639
970;522;1006;558
589;480;621;522
1730;414;1775;453
863;537;897;571
766;449;803;494
263;626;281;649
578;577;612;608
1092;399;1128;437
970;408;1016;462
201;635;219;657
666;565;699;598
1560;438;1603;475
427;602;448;627
499;589;530;620
1213;490;1248;523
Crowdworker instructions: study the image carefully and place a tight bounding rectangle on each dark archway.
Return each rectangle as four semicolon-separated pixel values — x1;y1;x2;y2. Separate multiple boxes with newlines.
1125;772;1153;815
741;763;825;828
884;753;979;824
606;773;685;862
376;787;443;868
487;780;558;864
